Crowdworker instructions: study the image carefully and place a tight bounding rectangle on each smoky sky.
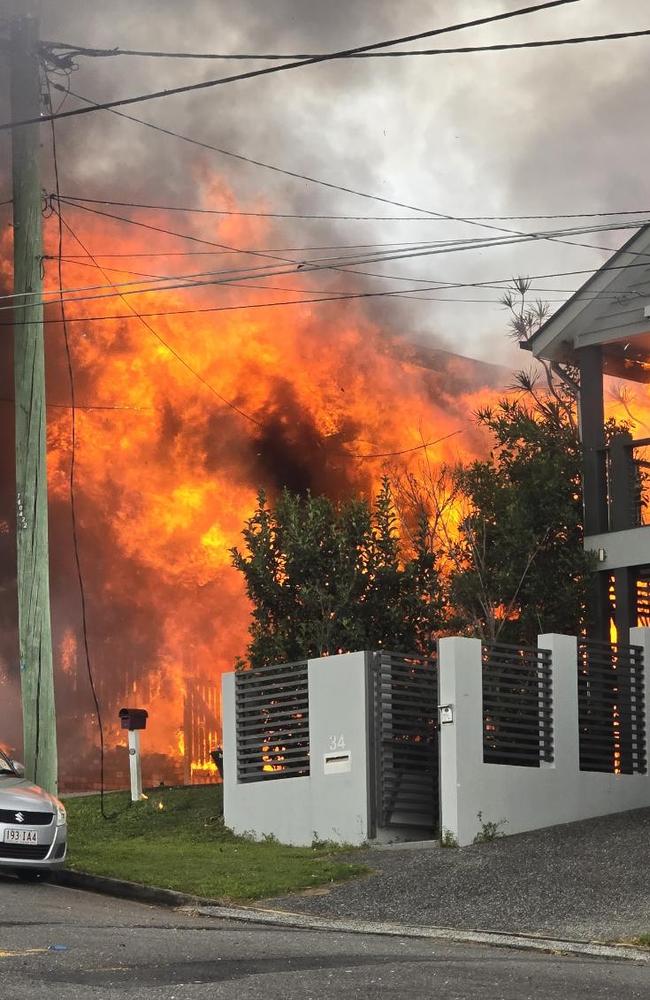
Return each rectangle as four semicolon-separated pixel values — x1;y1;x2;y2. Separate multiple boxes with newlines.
2;0;649;368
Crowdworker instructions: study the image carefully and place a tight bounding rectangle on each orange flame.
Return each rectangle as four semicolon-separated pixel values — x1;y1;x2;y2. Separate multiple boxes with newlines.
4;177;587;786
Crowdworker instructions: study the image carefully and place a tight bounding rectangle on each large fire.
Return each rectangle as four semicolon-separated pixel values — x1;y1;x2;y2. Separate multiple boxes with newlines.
4;177;644;789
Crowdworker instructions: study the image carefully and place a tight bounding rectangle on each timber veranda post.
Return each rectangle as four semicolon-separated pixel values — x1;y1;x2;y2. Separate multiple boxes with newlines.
10;3;59;794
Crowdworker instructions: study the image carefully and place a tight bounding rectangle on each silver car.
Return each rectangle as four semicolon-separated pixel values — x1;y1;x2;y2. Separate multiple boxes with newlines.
0;748;67;881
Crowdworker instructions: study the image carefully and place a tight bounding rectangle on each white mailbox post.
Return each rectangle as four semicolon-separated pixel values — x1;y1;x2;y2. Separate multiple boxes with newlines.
119;707;149;802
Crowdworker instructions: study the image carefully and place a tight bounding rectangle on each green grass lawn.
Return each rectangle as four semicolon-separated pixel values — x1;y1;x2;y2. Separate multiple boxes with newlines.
63;785;369;902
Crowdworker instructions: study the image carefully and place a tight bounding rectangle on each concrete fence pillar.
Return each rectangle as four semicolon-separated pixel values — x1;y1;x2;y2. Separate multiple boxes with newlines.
438;637;482;846
538;633;579;773
439;634;579;845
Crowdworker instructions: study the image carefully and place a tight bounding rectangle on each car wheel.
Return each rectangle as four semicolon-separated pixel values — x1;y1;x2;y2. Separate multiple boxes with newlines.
15;869;52;883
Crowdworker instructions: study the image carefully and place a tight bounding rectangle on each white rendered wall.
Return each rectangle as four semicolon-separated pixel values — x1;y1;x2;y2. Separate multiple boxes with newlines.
222;652;371;846
439;632;650;847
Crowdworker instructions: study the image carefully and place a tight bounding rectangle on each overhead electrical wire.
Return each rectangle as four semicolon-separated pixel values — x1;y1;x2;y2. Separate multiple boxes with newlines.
59;193;650;259
11;259;648;326
55;197;650;264
6;212;650;313
1;1;586;131
56;198;488;255
7;216;650;313
50;253;631;301
57;197;300;266
7;252;650;330
47;258;515;303
44;26;650;62
57;194;650;223
8;212;650;312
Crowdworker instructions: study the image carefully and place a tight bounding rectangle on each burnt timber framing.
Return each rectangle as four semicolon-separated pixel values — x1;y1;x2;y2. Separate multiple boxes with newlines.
527;224;650;640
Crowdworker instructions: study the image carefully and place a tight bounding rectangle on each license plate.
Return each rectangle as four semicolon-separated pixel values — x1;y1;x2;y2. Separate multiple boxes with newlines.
3;828;38;845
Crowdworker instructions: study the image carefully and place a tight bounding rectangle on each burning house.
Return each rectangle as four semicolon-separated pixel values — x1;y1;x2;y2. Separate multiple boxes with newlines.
0;190;508;789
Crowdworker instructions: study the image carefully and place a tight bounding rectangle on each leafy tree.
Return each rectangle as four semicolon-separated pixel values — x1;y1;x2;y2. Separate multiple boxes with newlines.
448;381;595;643
231;479;443;668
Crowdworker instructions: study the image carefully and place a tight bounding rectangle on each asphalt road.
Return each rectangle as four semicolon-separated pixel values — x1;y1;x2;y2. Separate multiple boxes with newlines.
0;873;647;999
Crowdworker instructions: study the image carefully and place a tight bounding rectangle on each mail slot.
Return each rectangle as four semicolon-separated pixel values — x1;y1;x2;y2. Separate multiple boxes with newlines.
323;750;351;775
119;707;149;731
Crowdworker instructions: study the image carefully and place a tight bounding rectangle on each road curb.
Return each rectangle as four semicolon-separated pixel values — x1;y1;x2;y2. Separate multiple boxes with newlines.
56;870;650;964
56;870;224;910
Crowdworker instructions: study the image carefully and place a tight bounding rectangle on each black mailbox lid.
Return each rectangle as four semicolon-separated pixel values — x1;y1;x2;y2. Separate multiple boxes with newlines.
119;707;149;730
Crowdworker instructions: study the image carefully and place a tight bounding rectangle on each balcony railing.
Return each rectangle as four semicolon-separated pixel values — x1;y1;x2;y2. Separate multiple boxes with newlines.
602;432;650;532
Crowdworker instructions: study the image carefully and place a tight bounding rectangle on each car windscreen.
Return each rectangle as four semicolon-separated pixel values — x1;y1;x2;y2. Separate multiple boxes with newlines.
0;748;17;775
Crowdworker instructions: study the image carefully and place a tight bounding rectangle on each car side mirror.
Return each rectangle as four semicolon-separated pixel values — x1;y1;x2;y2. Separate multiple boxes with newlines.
10;760;25;777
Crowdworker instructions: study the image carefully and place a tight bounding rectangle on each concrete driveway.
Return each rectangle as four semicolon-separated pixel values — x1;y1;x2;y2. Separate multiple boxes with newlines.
0;872;648;999
269;808;650;942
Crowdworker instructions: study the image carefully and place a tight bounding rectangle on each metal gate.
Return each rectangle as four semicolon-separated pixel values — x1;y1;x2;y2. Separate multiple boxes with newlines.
577;638;647;775
371;650;439;835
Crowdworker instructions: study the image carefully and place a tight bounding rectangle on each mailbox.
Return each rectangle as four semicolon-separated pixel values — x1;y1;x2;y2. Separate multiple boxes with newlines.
210;747;224;779
119;707;148;731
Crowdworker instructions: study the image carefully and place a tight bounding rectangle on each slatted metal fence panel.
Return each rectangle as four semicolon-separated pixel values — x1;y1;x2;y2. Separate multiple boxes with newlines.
235;661;310;783
577;639;646;775
373;651;439;832
482;643;554;767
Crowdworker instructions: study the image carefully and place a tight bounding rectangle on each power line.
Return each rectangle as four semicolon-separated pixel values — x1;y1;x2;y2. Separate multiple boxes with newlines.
57;196;298;266
45;26;650;62
10;259;646;326
6;214;649;313
7;209;650;315
1;2;585;131
56;199;480;254
7;254;649;329
54;199;649;259
347;428;462;461
58;196;467;278
57;194;650;223
0;217;650;312
52;253;627;300
61;192;646;262
47;256;612;305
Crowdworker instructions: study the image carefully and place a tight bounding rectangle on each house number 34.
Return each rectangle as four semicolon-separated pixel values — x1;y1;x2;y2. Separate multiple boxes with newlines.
328;734;346;750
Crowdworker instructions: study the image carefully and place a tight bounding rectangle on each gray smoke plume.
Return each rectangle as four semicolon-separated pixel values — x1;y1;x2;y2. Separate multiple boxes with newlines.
15;0;647;365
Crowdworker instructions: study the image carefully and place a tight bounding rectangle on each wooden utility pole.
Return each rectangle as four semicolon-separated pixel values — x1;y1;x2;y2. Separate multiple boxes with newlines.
10;3;58;794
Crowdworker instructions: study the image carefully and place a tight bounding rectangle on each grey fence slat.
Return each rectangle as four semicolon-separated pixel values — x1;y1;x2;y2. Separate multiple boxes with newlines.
482;642;554;767
237;764;308;779
236;704;309;726
236;662;310;783
237;746;309;764
578;639;646;775
236;730;308;748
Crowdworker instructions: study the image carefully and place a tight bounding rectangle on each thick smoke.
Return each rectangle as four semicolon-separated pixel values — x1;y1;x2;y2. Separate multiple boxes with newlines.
18;0;648;361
